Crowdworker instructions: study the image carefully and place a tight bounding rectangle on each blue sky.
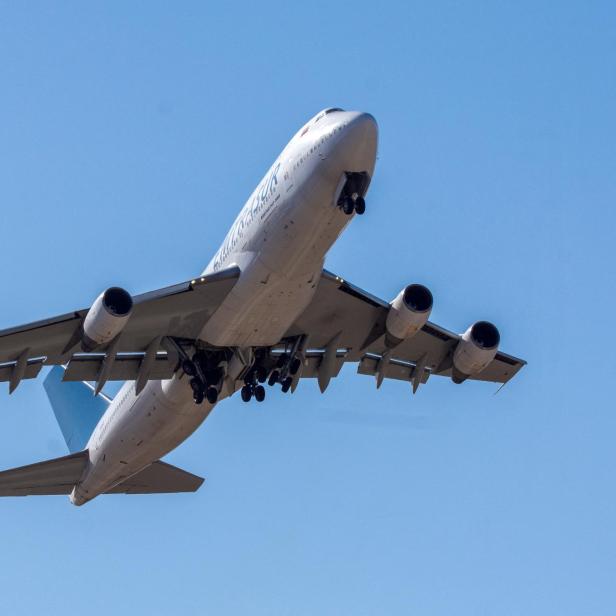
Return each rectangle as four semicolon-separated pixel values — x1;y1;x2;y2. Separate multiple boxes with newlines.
0;1;615;614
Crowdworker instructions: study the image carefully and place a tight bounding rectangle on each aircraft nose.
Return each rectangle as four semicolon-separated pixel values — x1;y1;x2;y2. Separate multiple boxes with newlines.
346;111;378;148
333;111;378;173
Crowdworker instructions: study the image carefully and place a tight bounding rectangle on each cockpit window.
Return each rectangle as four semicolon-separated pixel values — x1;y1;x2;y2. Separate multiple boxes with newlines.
325;108;344;114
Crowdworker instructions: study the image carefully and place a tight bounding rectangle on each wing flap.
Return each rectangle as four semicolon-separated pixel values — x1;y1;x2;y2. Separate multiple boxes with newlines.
0;451;87;496
105;460;204;494
357;353;431;385
0;357;45;384
62;352;176;383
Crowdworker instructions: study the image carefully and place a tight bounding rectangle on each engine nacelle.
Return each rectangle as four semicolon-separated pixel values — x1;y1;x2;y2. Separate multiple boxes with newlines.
452;321;500;383
82;287;133;351
385;284;433;347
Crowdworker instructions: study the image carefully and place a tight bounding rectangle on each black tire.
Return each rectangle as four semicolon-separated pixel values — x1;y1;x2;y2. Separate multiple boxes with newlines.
281;377;293;393
193;391;204;405
206;387;219;404
256;366;267;383
354;196;366;215
342;196;355;215
241;385;252;402
290;357;301;375
254;385;266;402
189;377;203;394
183;360;197;376
268;370;280;386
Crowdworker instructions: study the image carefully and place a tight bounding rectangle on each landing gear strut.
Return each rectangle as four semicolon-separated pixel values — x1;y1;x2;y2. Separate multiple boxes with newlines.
338;171;369;216
263;336;306;395
170;341;225;406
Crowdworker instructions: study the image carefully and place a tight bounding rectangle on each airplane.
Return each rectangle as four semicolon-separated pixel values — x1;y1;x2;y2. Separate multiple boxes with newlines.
0;108;525;505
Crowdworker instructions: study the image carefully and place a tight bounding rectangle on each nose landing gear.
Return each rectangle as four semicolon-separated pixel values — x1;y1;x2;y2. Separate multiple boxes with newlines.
341;194;366;216
338;171;369;216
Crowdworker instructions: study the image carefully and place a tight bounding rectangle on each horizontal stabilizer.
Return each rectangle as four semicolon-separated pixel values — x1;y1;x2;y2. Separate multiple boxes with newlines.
0;451;87;496
105;461;204;494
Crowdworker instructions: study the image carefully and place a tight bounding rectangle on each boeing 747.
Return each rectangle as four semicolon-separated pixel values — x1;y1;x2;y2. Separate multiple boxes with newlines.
0;108;525;505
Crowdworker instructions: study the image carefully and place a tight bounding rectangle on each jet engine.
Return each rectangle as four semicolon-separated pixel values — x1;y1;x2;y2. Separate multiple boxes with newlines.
82;287;133;351
452;321;500;383
385;284;433;347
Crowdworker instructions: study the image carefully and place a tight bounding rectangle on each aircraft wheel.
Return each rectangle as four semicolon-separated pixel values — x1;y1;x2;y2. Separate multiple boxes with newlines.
281;377;293;393
254;385;266;402
268;370;280;386
354;196;366;215
241;385;252;402
193;391;205;405
342;196;355;215
256;366;267;383
190;377;203;394
206;386;219;404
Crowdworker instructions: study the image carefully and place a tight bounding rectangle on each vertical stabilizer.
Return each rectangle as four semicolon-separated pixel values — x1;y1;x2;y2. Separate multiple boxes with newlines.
43;366;110;453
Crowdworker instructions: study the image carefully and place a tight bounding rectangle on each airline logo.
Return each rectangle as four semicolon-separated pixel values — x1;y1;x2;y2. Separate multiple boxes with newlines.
213;162;282;271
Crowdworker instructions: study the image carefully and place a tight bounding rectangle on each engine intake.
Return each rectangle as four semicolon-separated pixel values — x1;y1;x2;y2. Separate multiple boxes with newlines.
452;321;500;383
82;287;133;351
385;284;433;347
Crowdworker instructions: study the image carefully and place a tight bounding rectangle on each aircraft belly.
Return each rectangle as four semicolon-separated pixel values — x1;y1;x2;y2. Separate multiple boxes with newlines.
201;256;321;347
74;377;216;504
201;176;349;347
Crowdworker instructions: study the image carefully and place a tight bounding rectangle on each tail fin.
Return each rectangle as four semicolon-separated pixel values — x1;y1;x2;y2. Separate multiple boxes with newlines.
43;366;110;453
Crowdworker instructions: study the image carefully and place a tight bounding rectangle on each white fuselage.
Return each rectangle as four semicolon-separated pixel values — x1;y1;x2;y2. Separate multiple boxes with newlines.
71;109;378;505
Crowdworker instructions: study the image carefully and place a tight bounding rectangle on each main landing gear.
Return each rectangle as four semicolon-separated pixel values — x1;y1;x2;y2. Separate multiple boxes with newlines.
241;365;267;403
264;354;300;394
240;347;303;403
241;383;265;403
179;350;224;406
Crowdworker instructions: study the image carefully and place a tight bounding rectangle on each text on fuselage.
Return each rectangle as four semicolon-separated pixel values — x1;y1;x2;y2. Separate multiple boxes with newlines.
213;161;282;271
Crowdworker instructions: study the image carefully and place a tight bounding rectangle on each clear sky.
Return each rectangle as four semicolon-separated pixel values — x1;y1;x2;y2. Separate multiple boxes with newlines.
0;1;614;614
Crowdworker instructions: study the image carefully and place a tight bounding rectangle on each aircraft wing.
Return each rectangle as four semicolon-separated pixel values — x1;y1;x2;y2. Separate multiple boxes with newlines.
286;270;525;392
0;267;240;391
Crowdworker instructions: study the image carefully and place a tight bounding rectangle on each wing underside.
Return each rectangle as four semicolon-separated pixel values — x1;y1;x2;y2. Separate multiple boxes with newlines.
286;269;525;390
0;265;524;395
0;267;241;391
